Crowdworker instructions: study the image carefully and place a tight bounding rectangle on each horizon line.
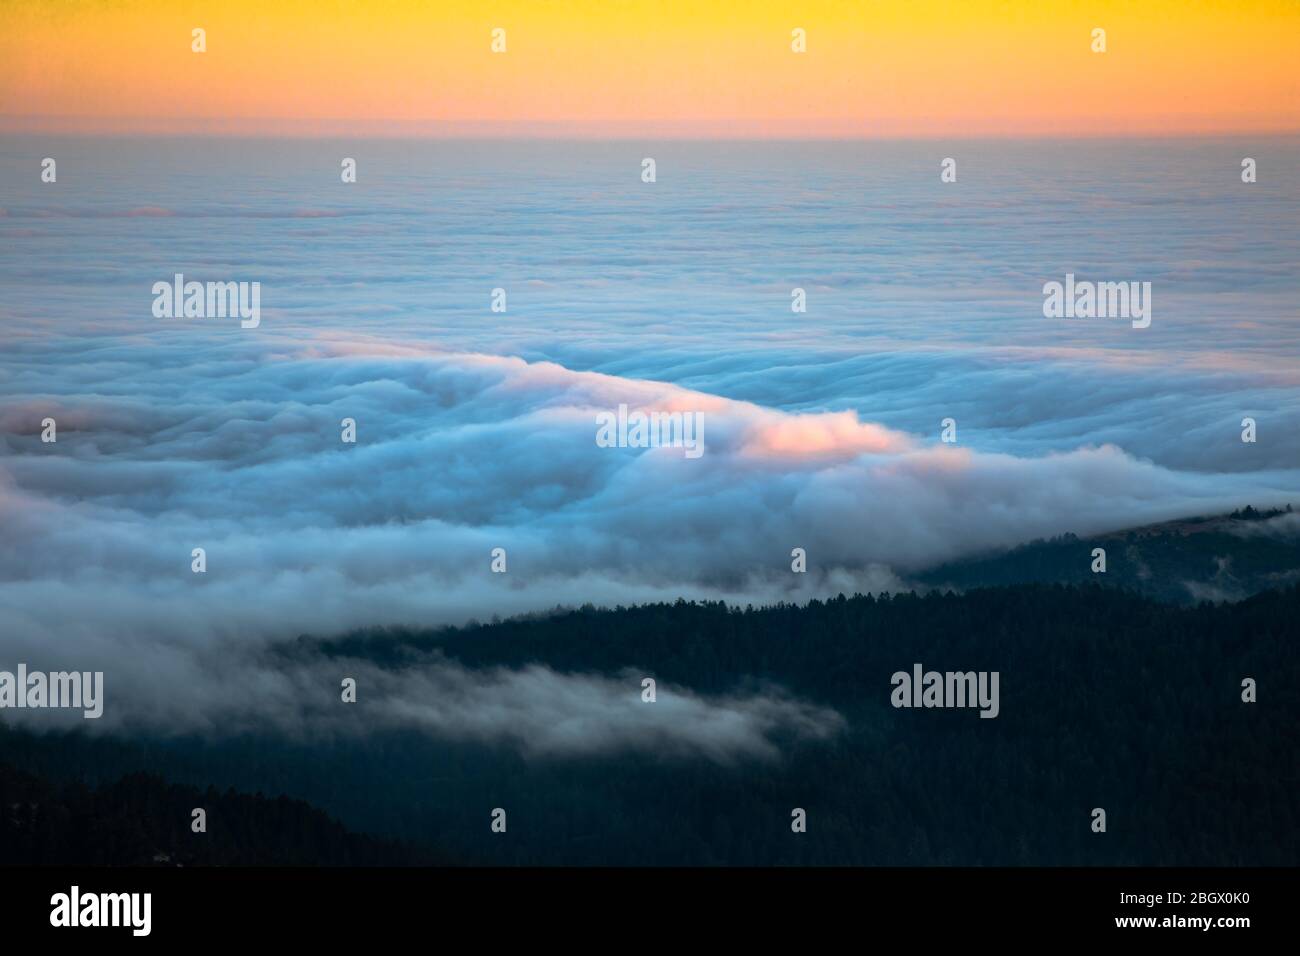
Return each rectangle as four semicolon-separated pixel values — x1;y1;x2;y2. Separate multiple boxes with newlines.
5;115;1299;142
6;130;1299;144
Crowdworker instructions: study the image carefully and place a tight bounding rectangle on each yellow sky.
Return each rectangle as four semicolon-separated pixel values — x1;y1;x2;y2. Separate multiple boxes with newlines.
2;0;1297;137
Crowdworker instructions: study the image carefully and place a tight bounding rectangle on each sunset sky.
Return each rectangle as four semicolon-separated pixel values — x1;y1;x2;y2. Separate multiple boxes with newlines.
2;0;1297;137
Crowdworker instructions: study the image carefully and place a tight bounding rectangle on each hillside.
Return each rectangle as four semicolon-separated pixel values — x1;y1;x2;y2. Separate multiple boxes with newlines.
0;759;429;866
2;578;1296;866
915;506;1300;603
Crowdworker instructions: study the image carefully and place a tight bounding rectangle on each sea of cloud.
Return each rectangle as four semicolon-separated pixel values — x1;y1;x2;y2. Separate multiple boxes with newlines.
1;336;1295;751
1;137;1296;757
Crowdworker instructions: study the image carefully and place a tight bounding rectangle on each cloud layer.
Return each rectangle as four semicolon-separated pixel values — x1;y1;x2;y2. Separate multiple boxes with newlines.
1;137;1296;755
1;343;1295;747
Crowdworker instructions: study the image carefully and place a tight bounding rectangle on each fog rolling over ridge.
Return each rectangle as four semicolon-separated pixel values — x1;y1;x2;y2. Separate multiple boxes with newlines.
1;138;1298;746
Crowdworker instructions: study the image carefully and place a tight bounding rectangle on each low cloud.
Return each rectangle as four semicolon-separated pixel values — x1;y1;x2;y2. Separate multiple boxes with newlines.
0;648;844;763
0;343;1294;751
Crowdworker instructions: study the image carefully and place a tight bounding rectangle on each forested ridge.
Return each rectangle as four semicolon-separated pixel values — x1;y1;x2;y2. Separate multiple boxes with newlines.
2;578;1296;866
0;759;429;865
917;507;1299;603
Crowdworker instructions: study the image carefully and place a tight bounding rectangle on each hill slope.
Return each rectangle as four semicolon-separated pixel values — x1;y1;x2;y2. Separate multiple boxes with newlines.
3;581;1296;866
915;507;1300;603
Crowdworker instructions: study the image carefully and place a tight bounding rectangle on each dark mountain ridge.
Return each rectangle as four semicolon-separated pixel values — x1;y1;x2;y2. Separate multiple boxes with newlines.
915;505;1300;603
2;509;1297;866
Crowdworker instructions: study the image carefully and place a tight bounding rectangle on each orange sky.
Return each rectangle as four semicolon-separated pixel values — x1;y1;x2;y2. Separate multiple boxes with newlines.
2;0;1297;137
